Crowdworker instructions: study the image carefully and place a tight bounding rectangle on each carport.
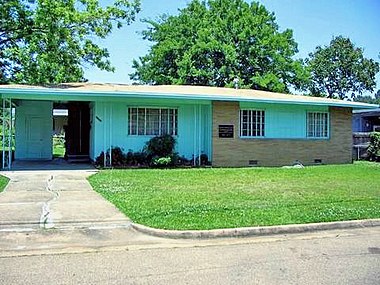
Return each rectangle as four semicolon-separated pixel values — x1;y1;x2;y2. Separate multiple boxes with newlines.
0;96;94;170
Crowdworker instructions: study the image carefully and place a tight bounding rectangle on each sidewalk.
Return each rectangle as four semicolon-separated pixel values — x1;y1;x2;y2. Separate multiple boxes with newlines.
0;163;176;256
0;166;129;230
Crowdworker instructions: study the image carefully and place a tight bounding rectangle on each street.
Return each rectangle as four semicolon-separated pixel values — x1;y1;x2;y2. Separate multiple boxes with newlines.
1;227;379;285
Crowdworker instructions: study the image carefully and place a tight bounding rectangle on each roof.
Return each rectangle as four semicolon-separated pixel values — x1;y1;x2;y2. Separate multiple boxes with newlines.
0;83;377;109
353;108;380;116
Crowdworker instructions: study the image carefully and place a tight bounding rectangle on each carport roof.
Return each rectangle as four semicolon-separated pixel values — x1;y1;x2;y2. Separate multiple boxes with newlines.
0;83;378;109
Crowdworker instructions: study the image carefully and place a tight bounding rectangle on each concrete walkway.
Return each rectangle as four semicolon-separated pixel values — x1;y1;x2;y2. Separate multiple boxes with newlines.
0;161;177;256
0;161;129;230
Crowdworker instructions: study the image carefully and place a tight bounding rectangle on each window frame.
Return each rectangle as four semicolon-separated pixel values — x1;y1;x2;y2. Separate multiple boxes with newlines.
239;109;266;138
306;111;330;139
128;107;178;136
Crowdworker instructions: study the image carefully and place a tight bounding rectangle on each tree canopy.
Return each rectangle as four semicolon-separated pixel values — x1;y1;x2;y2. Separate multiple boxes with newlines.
355;89;380;105
130;0;308;93
306;36;379;100
0;0;140;84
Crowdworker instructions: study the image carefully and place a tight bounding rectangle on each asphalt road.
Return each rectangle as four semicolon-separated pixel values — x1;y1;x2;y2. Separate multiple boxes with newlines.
1;227;379;285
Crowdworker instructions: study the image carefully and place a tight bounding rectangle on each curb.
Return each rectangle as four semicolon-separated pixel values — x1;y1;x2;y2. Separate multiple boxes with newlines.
131;219;380;239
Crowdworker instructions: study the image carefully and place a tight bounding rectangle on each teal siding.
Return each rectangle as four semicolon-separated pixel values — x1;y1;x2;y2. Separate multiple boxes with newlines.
91;99;212;161
240;102;329;139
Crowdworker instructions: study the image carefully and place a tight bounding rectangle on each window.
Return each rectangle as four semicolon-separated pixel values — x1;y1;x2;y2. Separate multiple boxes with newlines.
307;112;329;138
240;110;265;137
128;107;178;136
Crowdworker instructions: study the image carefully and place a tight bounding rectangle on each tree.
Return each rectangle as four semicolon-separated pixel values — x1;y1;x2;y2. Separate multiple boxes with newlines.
376;89;380;100
354;95;380;105
0;0;140;84
130;0;308;93
306;36;379;99
354;89;380;105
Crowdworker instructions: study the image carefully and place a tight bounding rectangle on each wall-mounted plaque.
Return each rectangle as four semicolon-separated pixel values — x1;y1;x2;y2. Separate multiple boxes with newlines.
219;124;234;138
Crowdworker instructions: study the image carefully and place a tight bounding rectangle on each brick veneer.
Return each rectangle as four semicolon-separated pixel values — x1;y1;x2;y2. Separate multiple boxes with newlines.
212;101;353;167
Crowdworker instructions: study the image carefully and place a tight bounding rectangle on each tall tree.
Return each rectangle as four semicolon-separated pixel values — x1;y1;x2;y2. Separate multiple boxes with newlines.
306;36;379;99
376;89;380;100
354;95;380;105
131;0;308;93
0;0;140;84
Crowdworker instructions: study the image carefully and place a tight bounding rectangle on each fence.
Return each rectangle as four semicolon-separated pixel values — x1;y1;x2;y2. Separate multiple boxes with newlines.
352;132;371;160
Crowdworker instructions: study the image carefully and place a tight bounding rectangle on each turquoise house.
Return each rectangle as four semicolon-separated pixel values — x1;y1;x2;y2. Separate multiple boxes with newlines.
0;83;376;169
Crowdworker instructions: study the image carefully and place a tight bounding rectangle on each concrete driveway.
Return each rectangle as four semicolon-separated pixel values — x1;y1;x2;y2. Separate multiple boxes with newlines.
0;161;130;231
0;161;179;256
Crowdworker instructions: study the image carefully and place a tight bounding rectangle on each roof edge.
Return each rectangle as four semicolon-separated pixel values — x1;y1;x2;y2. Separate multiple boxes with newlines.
0;85;378;109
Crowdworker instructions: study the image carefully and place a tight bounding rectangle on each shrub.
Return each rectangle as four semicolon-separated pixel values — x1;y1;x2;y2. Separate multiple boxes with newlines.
199;154;209;165
95;147;126;167
95;151;105;167
144;134;176;158
110;147;126;166
152;156;172;167
125;150;148;166
367;132;380;161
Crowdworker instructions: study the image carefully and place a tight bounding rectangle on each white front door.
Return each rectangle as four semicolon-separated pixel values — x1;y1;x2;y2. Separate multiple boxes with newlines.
15;100;53;160
25;116;46;159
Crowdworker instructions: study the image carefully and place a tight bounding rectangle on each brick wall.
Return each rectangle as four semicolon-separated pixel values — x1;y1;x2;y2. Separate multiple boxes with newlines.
212;101;353;167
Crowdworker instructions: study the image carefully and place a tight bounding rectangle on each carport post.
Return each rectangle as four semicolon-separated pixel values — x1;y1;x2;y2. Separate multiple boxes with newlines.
2;98;5;169
7;99;12;169
1;98;13;170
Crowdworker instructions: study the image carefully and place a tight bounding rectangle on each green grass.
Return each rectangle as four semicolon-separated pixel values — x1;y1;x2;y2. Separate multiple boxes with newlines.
88;162;380;230
53;145;65;158
0;175;9;193
53;136;65;158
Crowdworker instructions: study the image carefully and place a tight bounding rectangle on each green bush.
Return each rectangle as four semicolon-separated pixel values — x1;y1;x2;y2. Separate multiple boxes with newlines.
125;150;148;166
367;132;380;161
94;135;193;168
95;147;126;167
144;134;176;158
152;156;172;167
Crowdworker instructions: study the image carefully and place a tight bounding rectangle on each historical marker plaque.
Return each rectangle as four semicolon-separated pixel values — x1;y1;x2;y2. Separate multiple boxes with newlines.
218;125;234;138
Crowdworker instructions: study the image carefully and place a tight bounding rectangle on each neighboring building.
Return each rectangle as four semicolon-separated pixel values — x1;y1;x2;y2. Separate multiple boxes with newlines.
352;108;380;160
53;109;68;135
0;83;376;168
353;108;380;132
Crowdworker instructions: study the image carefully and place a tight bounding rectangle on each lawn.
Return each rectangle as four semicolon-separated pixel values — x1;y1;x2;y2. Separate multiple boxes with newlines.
88;162;380;230
53;136;65;158
0;175;9;193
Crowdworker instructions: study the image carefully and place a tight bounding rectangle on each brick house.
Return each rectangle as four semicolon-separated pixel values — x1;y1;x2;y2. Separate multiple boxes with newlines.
0;83;376;168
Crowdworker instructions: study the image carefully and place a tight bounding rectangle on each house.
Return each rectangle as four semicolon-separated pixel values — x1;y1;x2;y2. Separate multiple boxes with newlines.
353;108;380;132
352;108;380;160
0;83;376;169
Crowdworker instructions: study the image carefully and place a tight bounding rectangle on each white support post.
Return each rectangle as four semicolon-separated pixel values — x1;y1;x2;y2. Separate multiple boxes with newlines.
7;99;12;169
2;99;5;170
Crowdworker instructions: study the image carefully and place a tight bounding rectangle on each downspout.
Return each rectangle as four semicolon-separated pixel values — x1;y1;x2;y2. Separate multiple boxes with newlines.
198;104;202;166
103;103;107;168
193;105;197;166
109;103;113;167
209;104;212;164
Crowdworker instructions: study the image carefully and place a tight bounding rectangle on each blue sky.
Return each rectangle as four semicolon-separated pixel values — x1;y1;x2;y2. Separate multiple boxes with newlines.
85;0;380;94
